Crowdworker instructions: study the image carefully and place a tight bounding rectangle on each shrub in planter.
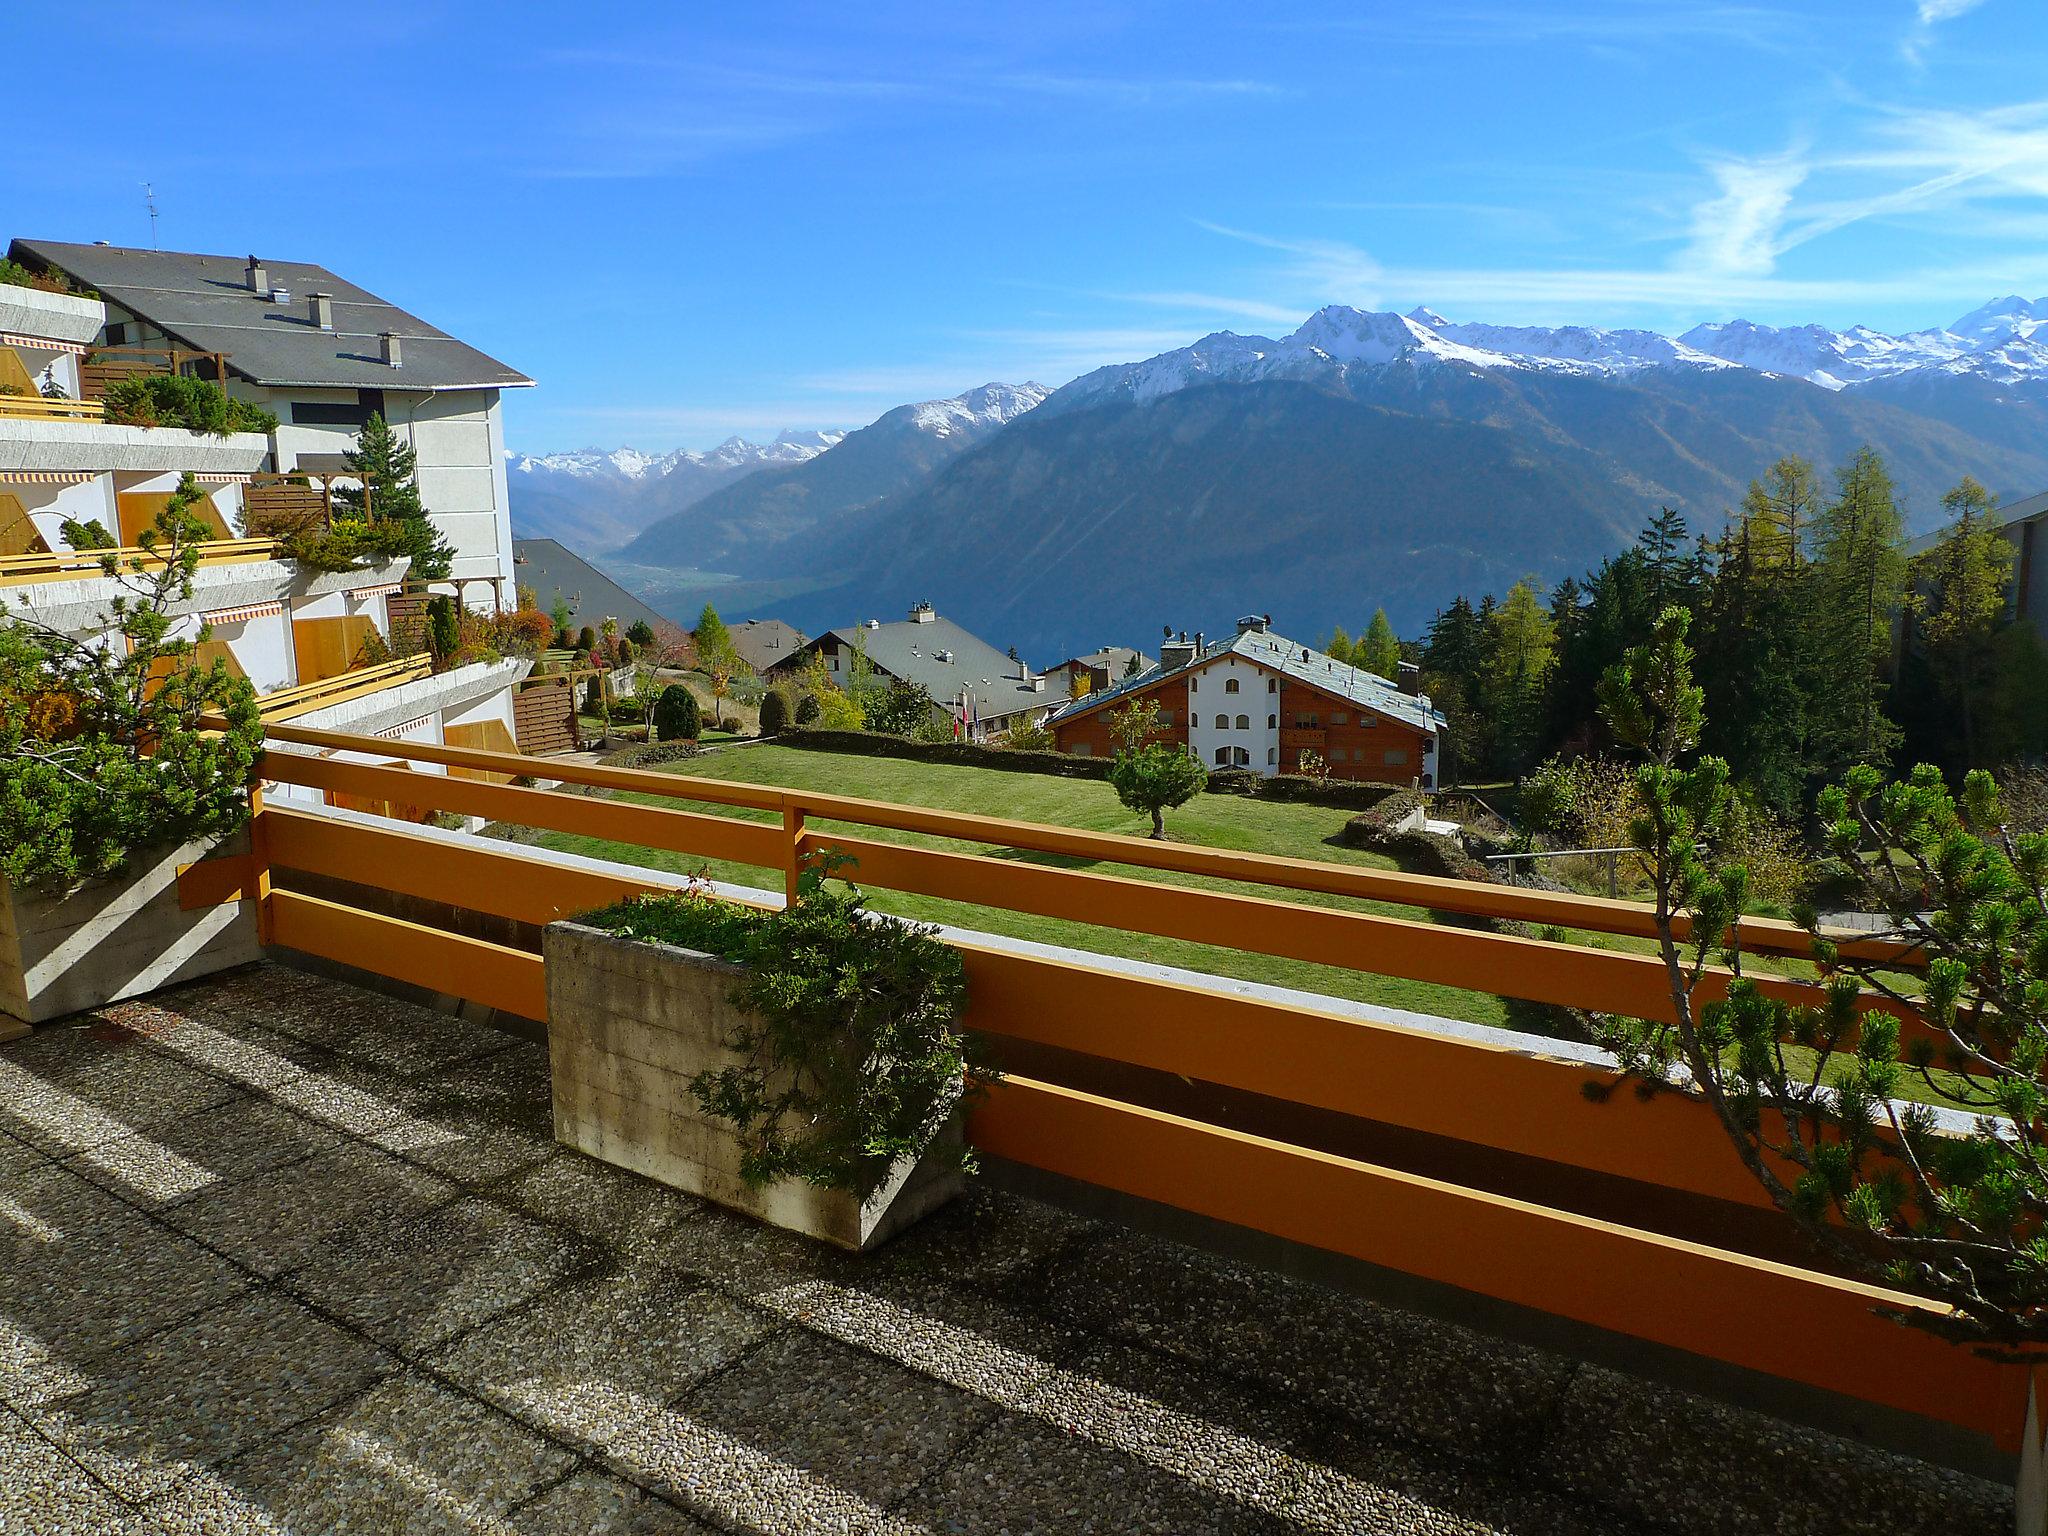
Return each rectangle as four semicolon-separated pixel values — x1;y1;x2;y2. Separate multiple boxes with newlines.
553;861;991;1248
100;375;278;436
0;483;264;1021
1;480;261;892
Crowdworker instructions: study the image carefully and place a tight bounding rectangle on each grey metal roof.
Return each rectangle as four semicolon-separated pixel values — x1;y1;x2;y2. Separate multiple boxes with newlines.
1048;623;1448;734
783;611;1052;719
511;539;667;634
725;618;809;676
9;240;531;392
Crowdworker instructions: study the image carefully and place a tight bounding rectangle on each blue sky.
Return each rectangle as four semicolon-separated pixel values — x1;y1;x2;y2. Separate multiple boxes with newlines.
5;1;2044;452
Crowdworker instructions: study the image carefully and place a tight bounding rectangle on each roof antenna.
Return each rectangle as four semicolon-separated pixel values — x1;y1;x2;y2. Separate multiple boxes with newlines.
142;182;160;250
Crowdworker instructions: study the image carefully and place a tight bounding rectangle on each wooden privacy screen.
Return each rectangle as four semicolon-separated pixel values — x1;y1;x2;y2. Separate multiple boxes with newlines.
290;615;378;686
513;681;580;755
0;493;49;557
445;719;519;784
117;490;230;544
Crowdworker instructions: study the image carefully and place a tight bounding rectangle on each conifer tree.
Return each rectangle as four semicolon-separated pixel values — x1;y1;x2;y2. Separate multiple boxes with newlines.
1913;476;2013;770
1741;455;1821;568
1326;625;1353;665
1809;446;1907;770
1358;609;1401;679
333;414;455;580
1484;580;1555;777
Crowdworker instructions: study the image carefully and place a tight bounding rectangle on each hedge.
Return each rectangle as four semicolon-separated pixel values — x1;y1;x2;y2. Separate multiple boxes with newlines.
600;740;702;769
1207;767;1406;811
777;728;1116;779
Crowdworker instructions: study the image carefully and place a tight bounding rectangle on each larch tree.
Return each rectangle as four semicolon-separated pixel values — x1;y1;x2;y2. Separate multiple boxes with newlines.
1810;446;1908;771
1358;608;1401;679
1913;476;2014;769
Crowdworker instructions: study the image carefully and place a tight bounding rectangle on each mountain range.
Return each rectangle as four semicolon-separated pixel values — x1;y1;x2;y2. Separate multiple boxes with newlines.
508;297;2048;659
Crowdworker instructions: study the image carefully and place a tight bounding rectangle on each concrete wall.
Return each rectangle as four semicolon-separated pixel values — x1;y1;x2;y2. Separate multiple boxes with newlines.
0;830;259;1027
543;921;961;1251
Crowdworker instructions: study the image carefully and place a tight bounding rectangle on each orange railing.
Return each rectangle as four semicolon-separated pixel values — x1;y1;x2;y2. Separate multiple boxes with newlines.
177;722;2025;1461
0;537;283;586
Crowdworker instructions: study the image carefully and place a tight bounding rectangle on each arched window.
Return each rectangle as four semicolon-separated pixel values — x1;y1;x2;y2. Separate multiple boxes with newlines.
1267;747;1278;765
1213;746;1230;765
1234;714;1249;730
1267;714;1277;729
1267;677;1277;693
1232;746;1250;767
1214;714;1228;729
1224;677;1240;694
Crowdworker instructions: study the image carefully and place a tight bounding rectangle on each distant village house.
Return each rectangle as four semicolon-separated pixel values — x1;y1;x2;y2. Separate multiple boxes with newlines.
1047;615;1445;787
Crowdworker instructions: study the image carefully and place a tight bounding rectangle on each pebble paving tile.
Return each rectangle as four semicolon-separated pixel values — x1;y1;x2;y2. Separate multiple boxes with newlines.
0;965;2018;1535
160;1139;458;1278
0;1018;244;1154
29;1290;394;1500
280;1194;600;1355
2;1160;249;1408
129;1372;575;1535
432;1267;775;1450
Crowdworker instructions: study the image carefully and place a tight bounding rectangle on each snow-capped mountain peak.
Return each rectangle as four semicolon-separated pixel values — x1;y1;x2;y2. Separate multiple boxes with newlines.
1047;296;2048;411
905;381;1052;438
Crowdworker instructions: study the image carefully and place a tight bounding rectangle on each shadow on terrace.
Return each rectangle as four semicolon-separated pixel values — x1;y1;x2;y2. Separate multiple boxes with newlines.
0;964;2009;1535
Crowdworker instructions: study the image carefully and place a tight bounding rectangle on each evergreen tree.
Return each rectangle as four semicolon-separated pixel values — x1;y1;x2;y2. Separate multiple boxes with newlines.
1741;455;1821;568
1694;516;1810;810
1809;446;1907;770
1326;625;1353;664
1636;506;1701;614
1358;609;1401;678
1912;476;2014;771
333;414;455;580
1484;580;1555;778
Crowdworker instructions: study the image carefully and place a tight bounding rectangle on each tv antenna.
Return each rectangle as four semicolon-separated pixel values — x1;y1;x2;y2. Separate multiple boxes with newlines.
142;182;159;249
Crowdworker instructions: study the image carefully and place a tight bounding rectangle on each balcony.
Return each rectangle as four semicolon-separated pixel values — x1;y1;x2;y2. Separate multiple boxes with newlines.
0;537;284;587
1;964;2001;1533
77;344;231;402
0;391;103;423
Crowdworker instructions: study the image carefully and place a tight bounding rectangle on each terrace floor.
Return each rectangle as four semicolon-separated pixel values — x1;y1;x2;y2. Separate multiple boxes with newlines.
0;964;2012;1535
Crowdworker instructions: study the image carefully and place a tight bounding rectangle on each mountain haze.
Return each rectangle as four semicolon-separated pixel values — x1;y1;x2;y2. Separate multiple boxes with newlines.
529;298;2048;659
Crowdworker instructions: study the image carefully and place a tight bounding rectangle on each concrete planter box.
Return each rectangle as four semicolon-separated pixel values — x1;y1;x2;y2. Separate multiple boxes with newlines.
0;830;260;1034
543;920;963;1251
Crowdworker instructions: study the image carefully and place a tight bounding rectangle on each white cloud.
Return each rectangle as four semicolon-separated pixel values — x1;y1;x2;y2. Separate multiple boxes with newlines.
1684;154;1808;276
1917;0;1985;21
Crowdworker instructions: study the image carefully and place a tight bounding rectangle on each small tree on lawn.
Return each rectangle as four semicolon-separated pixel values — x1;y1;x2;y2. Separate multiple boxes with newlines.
1106;698;1205;840
599;617;621;713
332;414;455;581
695;603;750;729
654;683;702;742
759;687;794;736
1600;604;2048;1351
0;478;262;891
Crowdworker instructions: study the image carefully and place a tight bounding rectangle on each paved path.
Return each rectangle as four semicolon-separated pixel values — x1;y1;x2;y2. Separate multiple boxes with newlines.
0;966;2010;1534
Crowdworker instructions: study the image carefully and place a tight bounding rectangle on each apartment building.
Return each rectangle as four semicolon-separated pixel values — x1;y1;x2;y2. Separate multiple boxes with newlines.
1048;615;1446;787
1;262;530;785
8;239;530;608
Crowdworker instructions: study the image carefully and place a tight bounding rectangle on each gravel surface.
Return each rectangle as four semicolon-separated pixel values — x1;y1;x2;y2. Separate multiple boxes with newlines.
0;963;2015;1534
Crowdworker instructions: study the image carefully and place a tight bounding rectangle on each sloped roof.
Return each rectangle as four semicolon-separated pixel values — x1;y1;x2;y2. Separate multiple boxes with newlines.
1048;623;1447;734
725;618;808;675
10;240;531;392
1054;645;1155;677
786;611;1051;720
511;539;666;633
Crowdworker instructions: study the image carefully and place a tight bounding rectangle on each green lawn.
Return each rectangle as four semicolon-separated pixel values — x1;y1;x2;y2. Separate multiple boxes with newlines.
533;746;1550;1027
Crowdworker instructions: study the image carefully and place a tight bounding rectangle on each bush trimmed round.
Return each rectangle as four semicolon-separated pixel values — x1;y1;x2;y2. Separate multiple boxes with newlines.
654;684;702;742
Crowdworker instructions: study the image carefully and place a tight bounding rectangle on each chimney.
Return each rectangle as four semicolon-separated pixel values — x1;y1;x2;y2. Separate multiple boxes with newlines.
1194;630;1205;652
1160;634;1197;671
1235;613;1267;634
380;330;403;368
309;292;333;330
245;255;268;296
1397;660;1422;694
909;602;936;623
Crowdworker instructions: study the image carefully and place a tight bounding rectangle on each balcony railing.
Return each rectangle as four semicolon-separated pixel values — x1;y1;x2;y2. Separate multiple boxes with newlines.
78;344;230;400
0;390;105;422
166;720;2034;1470
0;536;283;586
252;656;433;721
242;471;373;539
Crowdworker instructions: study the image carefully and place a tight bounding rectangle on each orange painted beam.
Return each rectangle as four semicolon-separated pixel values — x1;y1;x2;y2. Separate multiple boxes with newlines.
968;1075;2026;1450
262;806;773;927
260;722;1904;964
955;942;1791;1211
174;851;258;911
821;833;1932;1043
258;754;785;870
266;889;547;1019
